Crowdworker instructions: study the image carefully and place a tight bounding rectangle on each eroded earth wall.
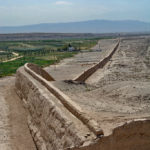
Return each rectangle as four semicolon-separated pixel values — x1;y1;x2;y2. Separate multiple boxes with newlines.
74;40;120;82
15;67;87;150
15;64;103;150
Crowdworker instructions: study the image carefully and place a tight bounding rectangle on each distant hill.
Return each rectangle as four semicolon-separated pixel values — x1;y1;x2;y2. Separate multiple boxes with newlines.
0;20;150;33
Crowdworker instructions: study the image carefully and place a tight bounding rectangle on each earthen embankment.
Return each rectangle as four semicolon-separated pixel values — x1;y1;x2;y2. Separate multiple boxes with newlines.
15;64;103;150
74;40;120;82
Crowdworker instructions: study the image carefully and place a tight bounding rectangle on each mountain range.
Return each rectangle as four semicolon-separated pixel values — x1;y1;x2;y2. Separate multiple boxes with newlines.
0;20;150;34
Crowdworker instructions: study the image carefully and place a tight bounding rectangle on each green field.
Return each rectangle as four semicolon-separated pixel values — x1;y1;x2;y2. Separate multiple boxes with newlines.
0;38;98;77
0;52;77;77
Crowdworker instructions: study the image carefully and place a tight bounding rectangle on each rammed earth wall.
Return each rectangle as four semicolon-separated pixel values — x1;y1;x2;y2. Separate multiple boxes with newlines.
74;40;120;82
15;60;150;150
16;67;86;150
15;65;100;150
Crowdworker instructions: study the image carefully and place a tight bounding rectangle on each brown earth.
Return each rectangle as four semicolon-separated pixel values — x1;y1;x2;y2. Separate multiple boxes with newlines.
0;76;36;149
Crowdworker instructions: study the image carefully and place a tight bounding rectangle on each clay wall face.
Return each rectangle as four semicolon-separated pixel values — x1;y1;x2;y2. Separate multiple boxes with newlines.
15;68;85;150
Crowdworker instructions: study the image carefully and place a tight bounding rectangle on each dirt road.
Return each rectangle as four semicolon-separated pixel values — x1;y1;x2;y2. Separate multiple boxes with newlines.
2;52;23;63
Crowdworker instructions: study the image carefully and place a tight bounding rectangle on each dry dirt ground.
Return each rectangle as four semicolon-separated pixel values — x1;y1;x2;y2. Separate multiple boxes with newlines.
49;37;150;135
0;76;36;150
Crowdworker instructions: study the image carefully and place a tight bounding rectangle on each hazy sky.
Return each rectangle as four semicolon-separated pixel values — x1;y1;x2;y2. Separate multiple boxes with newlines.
0;0;150;26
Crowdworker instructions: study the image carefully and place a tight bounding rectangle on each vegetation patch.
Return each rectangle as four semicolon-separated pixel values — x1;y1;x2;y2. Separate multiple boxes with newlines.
0;52;77;77
0;38;101;77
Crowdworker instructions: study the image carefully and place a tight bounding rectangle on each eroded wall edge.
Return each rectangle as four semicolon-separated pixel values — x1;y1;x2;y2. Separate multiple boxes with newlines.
74;40;120;82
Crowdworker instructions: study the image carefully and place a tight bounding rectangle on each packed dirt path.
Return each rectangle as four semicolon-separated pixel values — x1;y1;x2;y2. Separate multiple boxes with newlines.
0;76;36;150
2;56;23;63
1;51;23;63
